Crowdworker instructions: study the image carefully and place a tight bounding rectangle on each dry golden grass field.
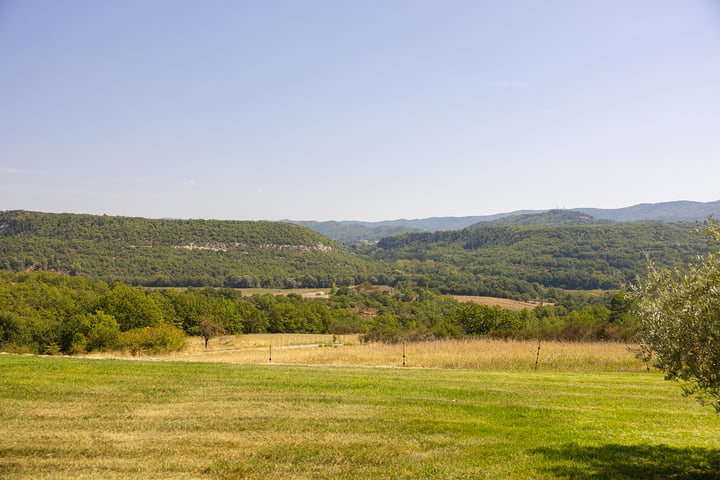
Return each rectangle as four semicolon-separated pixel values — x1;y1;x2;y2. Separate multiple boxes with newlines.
451;295;546;310
89;334;647;372
235;287;331;298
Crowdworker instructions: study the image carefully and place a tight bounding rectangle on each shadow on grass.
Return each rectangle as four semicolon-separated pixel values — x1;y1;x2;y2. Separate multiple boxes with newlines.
532;443;720;480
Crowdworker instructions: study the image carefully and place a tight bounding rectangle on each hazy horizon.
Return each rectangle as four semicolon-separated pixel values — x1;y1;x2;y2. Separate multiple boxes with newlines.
4;198;719;224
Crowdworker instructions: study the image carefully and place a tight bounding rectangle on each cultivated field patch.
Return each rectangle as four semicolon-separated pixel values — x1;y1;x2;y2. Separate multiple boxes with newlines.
452;295;548;310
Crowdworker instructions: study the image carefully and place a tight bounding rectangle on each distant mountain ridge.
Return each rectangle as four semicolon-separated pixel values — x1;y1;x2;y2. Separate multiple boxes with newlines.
291;200;720;243
472;209;613;227
575;200;720;222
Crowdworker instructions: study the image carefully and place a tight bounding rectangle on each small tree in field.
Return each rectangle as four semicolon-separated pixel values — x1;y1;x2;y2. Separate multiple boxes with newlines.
199;316;225;349
631;217;720;411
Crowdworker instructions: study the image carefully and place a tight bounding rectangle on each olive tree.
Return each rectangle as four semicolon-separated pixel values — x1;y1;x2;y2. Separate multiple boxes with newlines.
631;218;720;411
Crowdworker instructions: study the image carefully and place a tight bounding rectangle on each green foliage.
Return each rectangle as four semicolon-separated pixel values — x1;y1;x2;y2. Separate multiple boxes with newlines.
365;221;708;298
0;271;105;353
238;300;268;333
453;303;519;336
631;218;720;410
363;314;403;343
0;312;26;352
59;311;120;354
85;311;121;351
264;295;329;334
0;269;643;357
159;288;248;334
118;324;186;355
100;283;164;330
0;272;172;354
0;210;374;288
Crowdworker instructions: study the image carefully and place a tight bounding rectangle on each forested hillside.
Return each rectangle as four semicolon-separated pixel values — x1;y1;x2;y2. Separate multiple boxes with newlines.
0;211;374;288
360;216;709;299
0;210;712;303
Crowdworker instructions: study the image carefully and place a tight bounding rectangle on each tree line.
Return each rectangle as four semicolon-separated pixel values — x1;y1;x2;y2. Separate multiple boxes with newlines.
0;271;637;356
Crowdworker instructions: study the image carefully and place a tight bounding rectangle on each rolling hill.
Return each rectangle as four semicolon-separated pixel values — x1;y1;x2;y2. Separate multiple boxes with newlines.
359;212;710;299
575;200;720;222
0;209;714;302
0;210;374;288
471;209;612;227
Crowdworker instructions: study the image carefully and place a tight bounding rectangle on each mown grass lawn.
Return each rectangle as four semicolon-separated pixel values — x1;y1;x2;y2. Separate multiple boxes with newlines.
1;354;719;479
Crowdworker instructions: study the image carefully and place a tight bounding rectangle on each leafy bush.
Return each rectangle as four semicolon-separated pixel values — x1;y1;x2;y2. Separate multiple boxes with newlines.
118;324;185;355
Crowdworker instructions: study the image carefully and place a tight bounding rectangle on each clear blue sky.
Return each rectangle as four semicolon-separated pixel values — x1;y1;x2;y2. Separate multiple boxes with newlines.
1;1;719;221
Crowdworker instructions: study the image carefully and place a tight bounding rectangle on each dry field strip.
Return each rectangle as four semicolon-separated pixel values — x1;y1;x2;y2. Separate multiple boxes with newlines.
88;334;646;372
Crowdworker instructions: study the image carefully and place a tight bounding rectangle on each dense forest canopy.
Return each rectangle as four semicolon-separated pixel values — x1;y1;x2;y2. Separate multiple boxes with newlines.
0;210;374;288
0;210;711;303
0;210;332;245
359;218;709;299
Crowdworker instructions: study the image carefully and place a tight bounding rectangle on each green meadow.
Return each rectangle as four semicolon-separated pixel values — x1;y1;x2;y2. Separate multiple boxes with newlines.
1;354;719;479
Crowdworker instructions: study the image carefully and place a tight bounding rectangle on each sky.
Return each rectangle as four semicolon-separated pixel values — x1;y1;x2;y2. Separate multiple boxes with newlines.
1;0;719;221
